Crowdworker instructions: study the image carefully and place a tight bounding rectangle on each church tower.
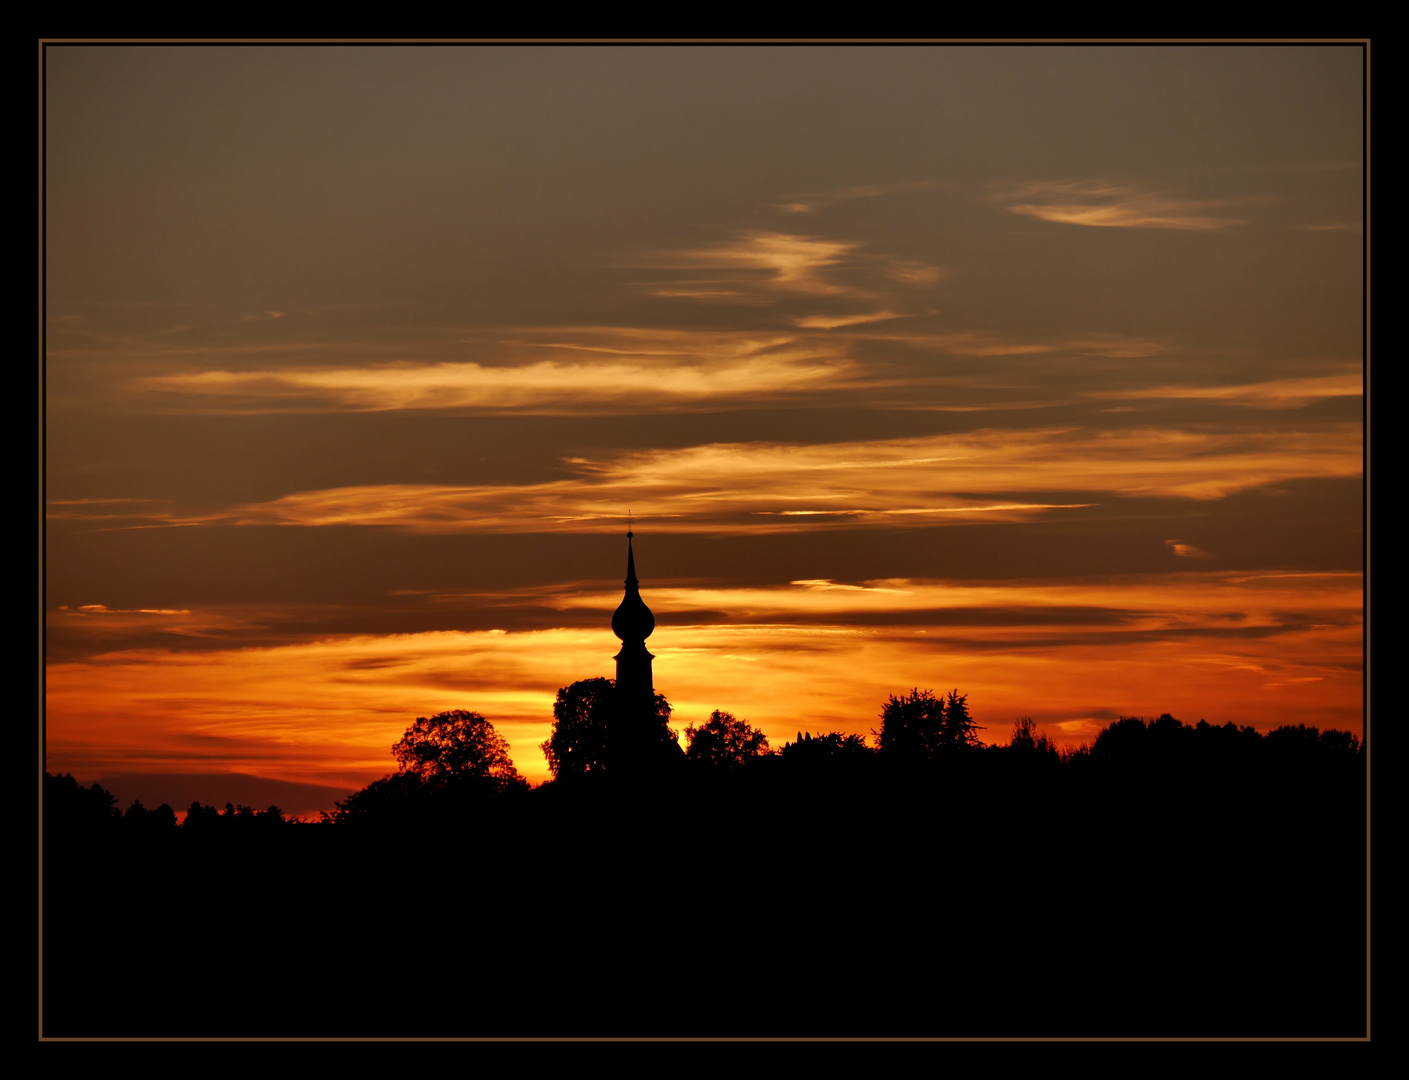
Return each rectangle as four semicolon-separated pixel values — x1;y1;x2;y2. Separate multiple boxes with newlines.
607;528;683;775
611;528;656;720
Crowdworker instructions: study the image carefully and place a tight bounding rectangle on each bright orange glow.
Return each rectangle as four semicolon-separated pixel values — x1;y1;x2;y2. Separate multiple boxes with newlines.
44;570;1362;808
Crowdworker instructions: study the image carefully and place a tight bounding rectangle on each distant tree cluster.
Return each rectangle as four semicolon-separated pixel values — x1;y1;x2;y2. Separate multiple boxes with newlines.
42;773;301;836
182;801;294;830
1080;714;1363;767
122;800;180;831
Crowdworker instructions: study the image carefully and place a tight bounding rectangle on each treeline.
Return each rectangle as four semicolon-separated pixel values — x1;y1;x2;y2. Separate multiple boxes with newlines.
44;682;1364;838
42;684;1367;1038
43;771;302;839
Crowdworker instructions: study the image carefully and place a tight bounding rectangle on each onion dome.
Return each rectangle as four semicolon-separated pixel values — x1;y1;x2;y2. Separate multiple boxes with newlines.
611;530;655;642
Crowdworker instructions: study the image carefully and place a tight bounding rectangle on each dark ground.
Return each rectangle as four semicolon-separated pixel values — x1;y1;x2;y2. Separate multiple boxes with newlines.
41;753;1367;1039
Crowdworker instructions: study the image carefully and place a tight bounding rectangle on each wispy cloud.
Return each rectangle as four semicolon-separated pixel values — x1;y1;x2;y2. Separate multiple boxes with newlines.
92;423;1361;535
869;330;1167;359
792;310;909;330
1302;222;1362;233
1086;372;1362;408
643;281;774;305
141;329;859;413
1165;540;1212;560
60;603;193;615
777;180;941;215
642;232;947;324
667;232;866;296
1001;181;1246;230
882;259;946;286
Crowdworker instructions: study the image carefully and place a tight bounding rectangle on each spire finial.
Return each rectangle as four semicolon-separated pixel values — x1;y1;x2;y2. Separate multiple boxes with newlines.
628;509;633;539
613;518;653;642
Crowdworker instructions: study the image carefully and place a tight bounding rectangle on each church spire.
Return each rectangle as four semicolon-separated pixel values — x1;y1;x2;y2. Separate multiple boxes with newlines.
612;528;655;644
612;527;656;740
608;526;681;775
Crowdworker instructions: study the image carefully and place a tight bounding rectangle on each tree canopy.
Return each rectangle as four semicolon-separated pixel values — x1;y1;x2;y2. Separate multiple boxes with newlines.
542;677;616;780
392;709;526;794
329;710;525;824
684;710;770;771
542;678;679;781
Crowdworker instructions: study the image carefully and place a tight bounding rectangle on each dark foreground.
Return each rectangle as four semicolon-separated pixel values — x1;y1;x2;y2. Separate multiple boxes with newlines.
43;757;1366;1038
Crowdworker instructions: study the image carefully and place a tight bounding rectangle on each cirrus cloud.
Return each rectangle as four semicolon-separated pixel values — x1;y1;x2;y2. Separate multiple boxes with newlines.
75;423;1362;535
1002;180;1246;230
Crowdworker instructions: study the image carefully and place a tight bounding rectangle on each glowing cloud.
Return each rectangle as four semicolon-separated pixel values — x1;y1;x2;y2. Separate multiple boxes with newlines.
1003;181;1245;230
87;423;1361;535
671;232;864;295
792;310;907;330
1165;540;1212;560
65;604;193;615
644;231;947;325
142;330;858;413
1088;372;1363;408
776;180;941;214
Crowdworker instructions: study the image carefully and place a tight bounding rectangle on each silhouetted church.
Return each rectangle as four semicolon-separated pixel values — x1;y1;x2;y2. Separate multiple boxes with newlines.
612;529;655;715
609;529;681;772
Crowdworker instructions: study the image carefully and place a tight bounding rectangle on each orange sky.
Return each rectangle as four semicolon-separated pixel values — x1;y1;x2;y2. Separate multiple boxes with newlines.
43;45;1365;816
45;568;1363;808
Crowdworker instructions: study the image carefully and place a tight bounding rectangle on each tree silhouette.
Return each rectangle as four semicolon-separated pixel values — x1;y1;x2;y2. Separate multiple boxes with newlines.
1008;716;1057;757
393;709;526;795
877;688;980;760
542;677;679;780
542;677;616;780
684;710;770;771
942;690;978;747
122;799;179;833
328;710;526;825
44;773;121;838
182;800;222;830
327;771;427;824
779;730;872;760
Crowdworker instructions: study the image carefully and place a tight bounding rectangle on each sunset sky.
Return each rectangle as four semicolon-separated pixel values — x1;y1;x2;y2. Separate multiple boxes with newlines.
43;45;1365;815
